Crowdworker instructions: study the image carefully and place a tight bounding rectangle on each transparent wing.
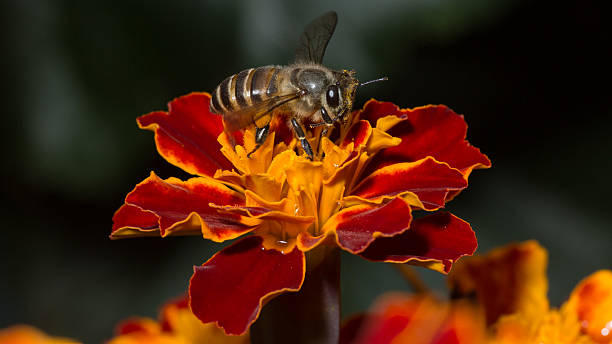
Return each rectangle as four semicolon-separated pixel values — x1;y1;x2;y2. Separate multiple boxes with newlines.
294;11;338;64
222;92;301;131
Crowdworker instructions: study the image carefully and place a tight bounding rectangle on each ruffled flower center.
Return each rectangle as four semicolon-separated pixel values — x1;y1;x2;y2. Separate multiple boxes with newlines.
214;116;394;252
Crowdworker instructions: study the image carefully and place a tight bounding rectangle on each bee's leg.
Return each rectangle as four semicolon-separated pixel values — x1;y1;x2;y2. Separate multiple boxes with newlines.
247;124;270;158
311;106;334;140
290;117;313;160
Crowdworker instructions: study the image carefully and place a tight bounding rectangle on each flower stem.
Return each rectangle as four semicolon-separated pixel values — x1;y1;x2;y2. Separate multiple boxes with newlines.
251;243;341;344
394;264;429;294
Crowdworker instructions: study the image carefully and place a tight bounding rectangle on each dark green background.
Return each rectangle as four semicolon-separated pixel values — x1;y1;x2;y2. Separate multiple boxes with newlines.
1;1;610;342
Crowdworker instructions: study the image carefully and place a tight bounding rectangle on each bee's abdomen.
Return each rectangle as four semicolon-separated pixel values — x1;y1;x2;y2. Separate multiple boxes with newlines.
210;66;281;114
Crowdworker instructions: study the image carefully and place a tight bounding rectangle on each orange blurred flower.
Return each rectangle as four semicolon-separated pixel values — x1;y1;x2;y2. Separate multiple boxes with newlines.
342;294;486;344
344;241;612;344
451;241;612;344
0;325;80;344
107;298;249;344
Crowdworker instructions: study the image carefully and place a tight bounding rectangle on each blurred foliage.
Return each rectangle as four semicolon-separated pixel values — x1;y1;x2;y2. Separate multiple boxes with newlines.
1;0;610;342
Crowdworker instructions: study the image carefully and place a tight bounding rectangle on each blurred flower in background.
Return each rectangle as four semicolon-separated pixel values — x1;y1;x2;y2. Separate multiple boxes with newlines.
341;241;612;344
0;325;80;344
107;297;249;344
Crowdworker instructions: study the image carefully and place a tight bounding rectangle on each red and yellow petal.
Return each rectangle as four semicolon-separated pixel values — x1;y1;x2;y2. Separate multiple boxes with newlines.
348;157;467;210
356;99;403;126
341;120;372;149
213;202;315;252
448;240;549;325
563;270;612;343
358;100;491;179
111;204;162;238
112;172;256;241
358;212;477;273
137;92;233;177
320;145;365;225
189;236;305;335
322;198;413;254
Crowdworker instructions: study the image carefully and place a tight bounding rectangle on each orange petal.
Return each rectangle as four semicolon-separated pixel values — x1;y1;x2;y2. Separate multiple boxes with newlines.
0;325;80;344
158;298;250;344
217;130;276;176
448;240;549;325
563;270;612;343
491;310;595;344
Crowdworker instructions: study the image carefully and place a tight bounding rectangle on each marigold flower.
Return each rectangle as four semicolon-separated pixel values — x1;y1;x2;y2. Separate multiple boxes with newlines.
107;297;249;344
112;92;490;334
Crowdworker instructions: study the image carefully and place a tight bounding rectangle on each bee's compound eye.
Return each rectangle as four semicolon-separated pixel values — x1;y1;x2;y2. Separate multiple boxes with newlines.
326;85;340;108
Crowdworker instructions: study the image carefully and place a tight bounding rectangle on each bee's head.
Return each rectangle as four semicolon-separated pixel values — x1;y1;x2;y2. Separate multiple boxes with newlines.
321;70;359;122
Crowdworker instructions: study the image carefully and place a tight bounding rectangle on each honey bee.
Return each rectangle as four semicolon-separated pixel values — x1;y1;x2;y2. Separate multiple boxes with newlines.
209;11;386;159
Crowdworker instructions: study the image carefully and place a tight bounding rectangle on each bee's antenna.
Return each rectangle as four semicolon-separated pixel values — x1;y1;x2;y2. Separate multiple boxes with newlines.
359;76;388;87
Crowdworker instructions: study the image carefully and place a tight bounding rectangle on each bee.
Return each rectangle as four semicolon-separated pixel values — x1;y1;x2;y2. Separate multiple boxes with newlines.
209;11;386;159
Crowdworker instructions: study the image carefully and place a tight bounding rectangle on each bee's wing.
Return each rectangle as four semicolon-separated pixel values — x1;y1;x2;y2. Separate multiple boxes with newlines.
222;92;301;131
294;11;338;64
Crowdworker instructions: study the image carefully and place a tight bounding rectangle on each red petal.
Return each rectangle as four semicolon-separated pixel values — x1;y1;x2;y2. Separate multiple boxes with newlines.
137;92;233;177
359;212;477;273
342;120;372;149
189;236;305;335
359;101;491;177
324;198;413;254
111;204;160;238
116;173;253;241
357;100;403;125
351;157;467;210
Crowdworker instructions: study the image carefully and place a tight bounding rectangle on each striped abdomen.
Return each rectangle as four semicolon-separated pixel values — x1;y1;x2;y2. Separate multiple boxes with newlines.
210;66;282;115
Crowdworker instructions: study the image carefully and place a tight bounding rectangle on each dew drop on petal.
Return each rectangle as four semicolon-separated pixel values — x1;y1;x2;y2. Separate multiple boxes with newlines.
602;328;610;337
581;320;589;329
333;163;340;168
